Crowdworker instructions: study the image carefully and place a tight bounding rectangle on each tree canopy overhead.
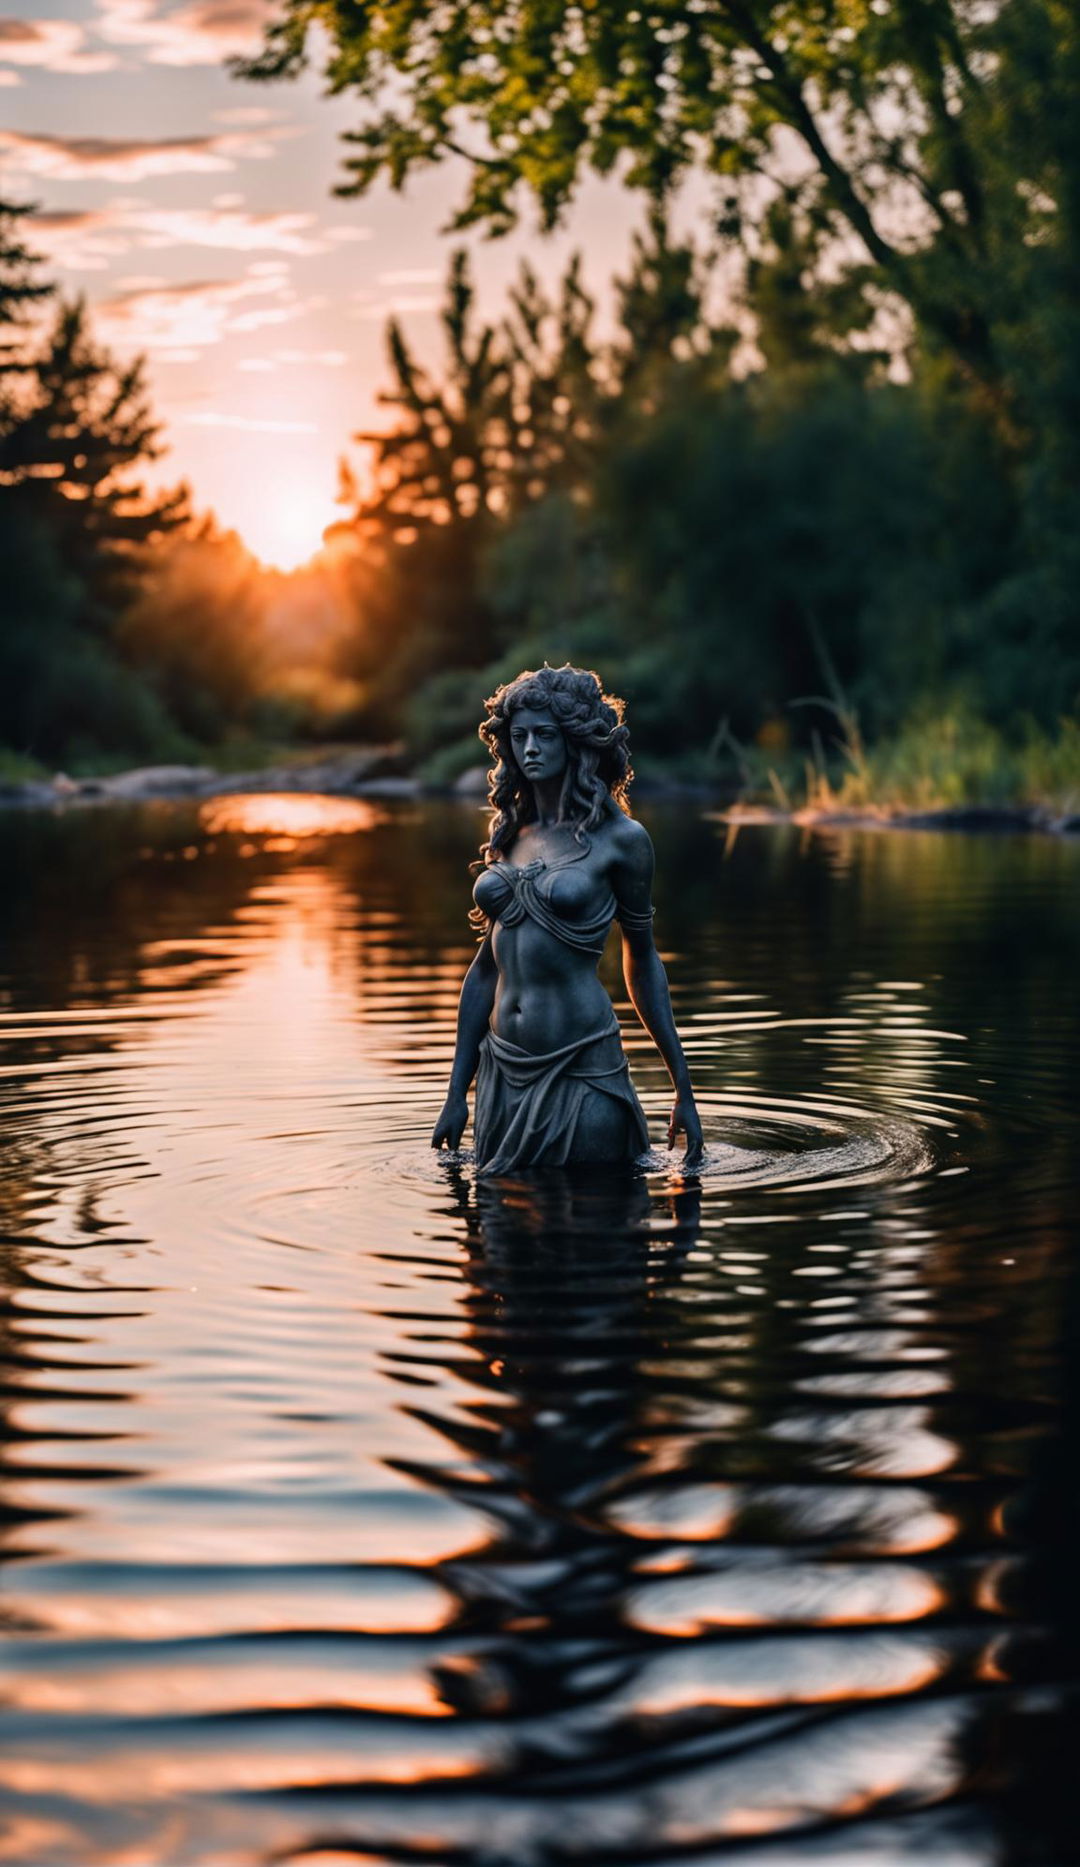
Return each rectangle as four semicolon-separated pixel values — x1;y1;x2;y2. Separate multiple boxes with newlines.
235;1;1078;399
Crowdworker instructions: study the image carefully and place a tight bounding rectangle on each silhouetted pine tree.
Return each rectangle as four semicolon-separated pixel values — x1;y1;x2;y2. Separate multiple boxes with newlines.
0;195;52;370
0;228;189;761
1;297;187;627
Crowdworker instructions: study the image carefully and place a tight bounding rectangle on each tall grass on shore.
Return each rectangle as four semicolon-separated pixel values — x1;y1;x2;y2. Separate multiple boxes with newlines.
733;709;1080;818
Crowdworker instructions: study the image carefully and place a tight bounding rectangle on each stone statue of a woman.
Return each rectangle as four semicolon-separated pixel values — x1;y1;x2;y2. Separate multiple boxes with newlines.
432;664;703;1175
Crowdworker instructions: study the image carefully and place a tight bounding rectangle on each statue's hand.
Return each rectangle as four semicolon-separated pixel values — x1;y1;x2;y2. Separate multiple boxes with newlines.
668;1094;704;1170
431;1090;469;1150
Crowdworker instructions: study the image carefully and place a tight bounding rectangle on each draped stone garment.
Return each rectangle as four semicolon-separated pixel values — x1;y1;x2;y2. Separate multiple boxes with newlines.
473;1015;650;1177
470;838;655;1177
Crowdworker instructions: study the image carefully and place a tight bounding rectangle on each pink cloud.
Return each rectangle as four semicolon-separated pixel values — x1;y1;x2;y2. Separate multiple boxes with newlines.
96;269;288;351
93;268;317;354
26;206;130;271
130;207;330;255
94;0;272;66
27;201;342;268
0;127;283;181
0;17;117;75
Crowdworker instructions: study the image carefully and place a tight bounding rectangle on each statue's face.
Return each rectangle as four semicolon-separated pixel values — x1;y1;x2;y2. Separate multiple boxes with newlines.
509;706;568;784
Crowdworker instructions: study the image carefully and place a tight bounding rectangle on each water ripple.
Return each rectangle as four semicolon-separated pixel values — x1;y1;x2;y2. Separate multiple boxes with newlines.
0;804;1076;1864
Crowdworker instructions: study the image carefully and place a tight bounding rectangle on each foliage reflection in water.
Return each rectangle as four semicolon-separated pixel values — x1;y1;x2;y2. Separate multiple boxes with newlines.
0;801;1076;1865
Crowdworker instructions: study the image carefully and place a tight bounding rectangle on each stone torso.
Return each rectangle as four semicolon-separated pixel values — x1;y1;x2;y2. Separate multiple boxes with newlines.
472;820;631;1053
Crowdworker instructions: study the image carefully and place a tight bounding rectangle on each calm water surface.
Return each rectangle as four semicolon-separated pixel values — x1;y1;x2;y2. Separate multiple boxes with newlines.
0;799;1077;1866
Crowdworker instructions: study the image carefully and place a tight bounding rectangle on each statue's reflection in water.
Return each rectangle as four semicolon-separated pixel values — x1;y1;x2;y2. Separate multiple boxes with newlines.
387;1167;700;1764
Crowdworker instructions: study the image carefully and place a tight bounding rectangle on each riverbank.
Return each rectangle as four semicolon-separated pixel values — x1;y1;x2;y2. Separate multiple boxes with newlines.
716;801;1080;836
0;748;420;809
2;749;1078;835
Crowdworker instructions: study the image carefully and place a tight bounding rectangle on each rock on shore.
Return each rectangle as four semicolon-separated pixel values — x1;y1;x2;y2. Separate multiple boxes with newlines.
1;748;421;809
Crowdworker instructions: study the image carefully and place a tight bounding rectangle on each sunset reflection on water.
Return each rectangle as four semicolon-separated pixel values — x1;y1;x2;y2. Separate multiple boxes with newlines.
199;792;386;841
0;802;1076;1864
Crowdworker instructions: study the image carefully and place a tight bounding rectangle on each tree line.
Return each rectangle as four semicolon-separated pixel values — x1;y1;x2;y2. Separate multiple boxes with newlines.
328;205;1072;789
5;0;1080;795
244;0;1080;792
0;196;190;764
0;198;364;768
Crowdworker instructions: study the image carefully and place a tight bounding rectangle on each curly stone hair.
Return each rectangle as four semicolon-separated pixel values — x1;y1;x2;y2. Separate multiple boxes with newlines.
477;663;633;863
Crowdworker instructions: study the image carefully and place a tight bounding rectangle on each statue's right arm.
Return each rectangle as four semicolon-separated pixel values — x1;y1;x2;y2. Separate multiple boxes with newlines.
431;933;497;1148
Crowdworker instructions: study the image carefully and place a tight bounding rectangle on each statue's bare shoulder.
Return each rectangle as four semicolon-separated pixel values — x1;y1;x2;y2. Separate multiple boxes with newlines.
600;800;652;853
600;803;655;898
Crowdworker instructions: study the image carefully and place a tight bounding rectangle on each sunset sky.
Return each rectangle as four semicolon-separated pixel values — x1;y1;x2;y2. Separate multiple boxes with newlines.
2;0;658;566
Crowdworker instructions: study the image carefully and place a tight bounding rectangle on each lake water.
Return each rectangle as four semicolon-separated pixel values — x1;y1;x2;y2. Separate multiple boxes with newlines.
1;798;1077;1867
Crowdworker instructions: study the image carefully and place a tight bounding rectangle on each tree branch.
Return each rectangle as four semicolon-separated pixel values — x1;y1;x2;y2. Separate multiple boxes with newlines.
715;1;915;285
713;1;997;381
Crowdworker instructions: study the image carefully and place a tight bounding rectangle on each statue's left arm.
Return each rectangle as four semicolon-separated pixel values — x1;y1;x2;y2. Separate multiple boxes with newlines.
613;820;704;1168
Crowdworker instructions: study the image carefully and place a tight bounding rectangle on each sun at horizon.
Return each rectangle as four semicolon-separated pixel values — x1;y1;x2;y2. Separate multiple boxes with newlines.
234;478;343;572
